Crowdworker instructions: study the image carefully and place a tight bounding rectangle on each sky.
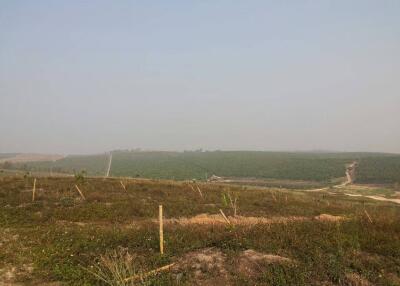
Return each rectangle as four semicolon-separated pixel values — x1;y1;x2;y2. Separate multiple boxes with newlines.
1;0;399;154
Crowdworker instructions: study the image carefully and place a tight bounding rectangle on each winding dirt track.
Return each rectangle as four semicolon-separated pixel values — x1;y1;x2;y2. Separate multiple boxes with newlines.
344;193;400;204
304;161;400;205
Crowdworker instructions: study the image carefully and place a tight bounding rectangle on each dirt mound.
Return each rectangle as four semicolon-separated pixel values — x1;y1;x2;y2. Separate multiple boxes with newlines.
345;273;372;286
238;249;293;277
0;266;17;285
164;213;306;226
314;214;345;222
0;264;33;286
241;249;293;264
170;248;294;284
173;247;229;285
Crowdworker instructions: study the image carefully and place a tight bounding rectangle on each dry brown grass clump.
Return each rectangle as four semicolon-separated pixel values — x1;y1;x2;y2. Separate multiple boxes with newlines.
87;249;148;286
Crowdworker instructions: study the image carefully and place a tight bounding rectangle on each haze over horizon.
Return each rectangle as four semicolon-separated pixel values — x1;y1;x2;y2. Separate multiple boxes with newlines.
1;1;399;154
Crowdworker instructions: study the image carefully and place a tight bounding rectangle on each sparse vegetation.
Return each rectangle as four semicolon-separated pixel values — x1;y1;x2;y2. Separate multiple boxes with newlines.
0;175;399;285
86;249;148;286
74;170;87;184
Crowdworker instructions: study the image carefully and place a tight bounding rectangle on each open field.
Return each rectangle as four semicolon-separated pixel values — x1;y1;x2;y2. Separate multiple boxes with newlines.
7;151;400;184
0;175;399;285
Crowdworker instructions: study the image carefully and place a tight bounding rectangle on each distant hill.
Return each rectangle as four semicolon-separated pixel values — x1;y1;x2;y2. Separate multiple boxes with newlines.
9;150;400;183
0;153;63;163
0;153;18;160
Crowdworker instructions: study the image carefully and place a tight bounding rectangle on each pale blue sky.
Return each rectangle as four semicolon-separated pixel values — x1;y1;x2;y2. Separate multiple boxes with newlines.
1;1;399;154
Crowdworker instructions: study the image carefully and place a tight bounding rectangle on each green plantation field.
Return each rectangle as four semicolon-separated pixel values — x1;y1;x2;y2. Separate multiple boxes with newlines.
0;153;18;160
16;154;109;176
9;151;400;184
356;156;400;183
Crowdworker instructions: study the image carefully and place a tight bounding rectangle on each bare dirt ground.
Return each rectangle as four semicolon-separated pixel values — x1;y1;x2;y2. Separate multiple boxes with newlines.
155;213;346;227
170;247;294;286
360;195;400;204
172;247;228;285
161;213;308;226
169;247;372;286
53;213;345;230
0;228;34;286
345;272;373;286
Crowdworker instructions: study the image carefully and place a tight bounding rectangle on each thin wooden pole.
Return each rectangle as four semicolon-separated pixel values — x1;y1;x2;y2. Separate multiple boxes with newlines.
233;197;237;217
219;209;231;224
74;185;86;200
120;181;126;191
159;205;164;255
195;185;203;198
189;184;203;198
364;209;373;223
32;178;37;202
124;263;175;282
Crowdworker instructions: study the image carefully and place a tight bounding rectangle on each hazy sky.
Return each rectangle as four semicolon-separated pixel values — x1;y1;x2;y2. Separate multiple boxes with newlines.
1;1;399;154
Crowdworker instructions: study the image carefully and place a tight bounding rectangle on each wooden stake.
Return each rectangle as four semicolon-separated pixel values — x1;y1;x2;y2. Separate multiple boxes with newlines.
233;197;237;217
195;185;203;198
120;181;126;191
159;205;164;255
219;209;231;224
124;263;175;282
74;185;86;200
364;209;373;223
32;178;37;202
189;184;203;198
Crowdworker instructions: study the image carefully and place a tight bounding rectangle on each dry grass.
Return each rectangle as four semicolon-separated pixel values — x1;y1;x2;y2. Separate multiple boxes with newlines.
86;249;148;286
0;176;399;285
161;213;308;226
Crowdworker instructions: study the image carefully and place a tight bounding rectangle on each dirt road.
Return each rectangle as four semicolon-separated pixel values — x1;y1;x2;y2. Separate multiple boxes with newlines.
105;153;112;177
304;161;400;205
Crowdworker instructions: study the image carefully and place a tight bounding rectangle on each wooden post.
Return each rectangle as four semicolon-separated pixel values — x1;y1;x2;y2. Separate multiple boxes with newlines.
219;209;231;224
189;184;203;198
74;185;86;200
233;197;237;217
124;263;175;282
120;181;126;191
271;192;277;202
32;178;37;202
364;209;373;223
159;205;164;255
195;185;203;198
